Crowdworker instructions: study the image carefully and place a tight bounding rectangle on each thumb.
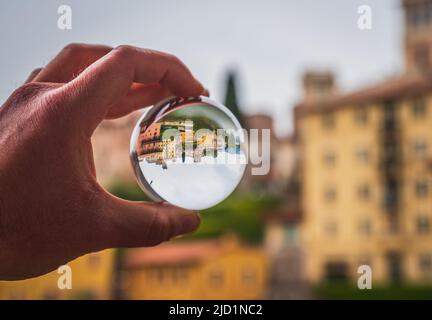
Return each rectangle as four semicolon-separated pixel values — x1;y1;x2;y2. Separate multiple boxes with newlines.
100;196;200;248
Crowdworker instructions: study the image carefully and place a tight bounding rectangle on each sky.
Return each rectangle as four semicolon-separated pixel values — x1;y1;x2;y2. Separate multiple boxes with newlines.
0;0;403;136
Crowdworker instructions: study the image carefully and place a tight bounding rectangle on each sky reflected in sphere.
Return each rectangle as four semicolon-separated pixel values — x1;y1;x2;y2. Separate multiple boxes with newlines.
130;97;246;210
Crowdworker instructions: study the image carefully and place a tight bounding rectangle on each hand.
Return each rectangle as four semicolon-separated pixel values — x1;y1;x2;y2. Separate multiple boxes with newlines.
0;43;206;280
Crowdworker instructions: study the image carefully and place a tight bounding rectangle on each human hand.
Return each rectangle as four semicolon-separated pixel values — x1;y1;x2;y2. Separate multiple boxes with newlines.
0;43;206;280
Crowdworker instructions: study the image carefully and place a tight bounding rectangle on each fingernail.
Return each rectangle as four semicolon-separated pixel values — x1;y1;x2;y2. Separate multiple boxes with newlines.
171;234;185;240
178;210;200;234
202;88;210;97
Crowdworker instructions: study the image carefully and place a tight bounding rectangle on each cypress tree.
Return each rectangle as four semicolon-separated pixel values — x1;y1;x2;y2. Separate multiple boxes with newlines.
224;70;244;127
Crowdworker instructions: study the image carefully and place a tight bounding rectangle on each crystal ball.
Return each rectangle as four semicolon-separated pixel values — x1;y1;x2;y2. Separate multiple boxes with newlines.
130;96;246;210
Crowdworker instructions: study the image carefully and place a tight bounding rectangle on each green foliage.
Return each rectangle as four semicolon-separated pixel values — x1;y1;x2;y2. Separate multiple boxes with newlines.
314;281;432;300
108;181;150;201
165;113;218;131
108;181;281;244
71;290;98;300
184;193;281;244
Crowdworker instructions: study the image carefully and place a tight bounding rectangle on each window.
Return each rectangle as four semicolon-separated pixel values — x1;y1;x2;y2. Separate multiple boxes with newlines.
413;139;428;158
409;7;422;26
412;98;427;118
322;113;335;129
385;179;398;210
358;219;372;236
417;216;431;234
88;254;101;268
323;151;336;166
209;268;224;288
383;100;397;131
384;101;396;121
389;219;400;235
356;148;370;163
358;184;370;201
324;186;337;202
154;268;165;284
419;254;432;277
242;267;257;287
173;267;188;284
416;180;429;198
358;256;372;268
384;143;398;164
324;221;338;237
354;107;368;125
409;5;432;27
386;252;403;282
316;81;332;95
414;44;430;71
324;261;348;281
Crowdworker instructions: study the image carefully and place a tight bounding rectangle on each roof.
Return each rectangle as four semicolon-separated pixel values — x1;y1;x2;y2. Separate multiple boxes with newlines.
124;240;223;268
294;74;432;117
244;113;274;130
245;113;273;121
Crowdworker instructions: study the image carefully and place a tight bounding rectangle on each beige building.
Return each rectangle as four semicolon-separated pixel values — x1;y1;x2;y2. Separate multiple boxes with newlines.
92;111;141;186
296;0;432;283
241;114;280;189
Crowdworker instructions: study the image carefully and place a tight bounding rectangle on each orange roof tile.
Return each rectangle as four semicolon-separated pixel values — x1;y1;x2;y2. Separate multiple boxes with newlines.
124;241;223;268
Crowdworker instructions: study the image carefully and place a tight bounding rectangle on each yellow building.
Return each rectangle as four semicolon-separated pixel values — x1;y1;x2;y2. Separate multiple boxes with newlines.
123;236;268;300
0;250;115;300
295;0;432;284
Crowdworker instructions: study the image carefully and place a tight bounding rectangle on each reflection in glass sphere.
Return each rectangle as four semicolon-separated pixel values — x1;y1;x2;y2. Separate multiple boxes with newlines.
130;96;246;210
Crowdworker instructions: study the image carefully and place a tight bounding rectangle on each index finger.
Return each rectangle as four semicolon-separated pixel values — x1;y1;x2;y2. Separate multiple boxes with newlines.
62;45;205;132
33;43;113;83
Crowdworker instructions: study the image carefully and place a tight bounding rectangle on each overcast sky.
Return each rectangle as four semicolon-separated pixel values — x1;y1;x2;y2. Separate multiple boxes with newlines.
0;0;403;136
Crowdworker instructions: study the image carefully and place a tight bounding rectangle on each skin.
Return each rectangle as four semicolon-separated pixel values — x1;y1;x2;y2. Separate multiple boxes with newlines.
0;43;208;280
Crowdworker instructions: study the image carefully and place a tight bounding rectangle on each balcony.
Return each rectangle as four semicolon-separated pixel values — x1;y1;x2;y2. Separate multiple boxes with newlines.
384;182;399;215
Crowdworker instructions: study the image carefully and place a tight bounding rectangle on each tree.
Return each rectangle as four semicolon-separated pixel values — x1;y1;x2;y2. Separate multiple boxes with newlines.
224;70;244;127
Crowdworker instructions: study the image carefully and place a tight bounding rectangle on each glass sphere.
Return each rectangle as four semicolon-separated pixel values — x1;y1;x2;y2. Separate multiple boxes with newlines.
130;96;246;210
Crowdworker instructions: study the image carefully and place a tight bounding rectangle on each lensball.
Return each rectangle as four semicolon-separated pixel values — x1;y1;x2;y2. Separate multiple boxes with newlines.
130;96;246;210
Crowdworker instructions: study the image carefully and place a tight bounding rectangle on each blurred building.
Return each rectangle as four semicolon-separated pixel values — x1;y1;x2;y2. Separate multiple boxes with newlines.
0;250;114;299
241;114;280;190
295;0;432;283
123;235;267;299
265;204;308;298
404;0;432;75
240;113;306;297
92;112;141;186
262;132;306;297
273;136;301;192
